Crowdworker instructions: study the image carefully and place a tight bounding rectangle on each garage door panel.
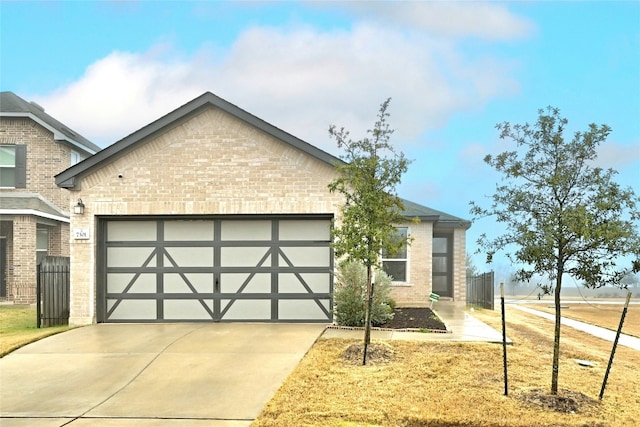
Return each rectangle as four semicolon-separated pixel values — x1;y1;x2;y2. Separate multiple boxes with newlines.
164;299;214;320
107;299;156;320
279;219;330;240
108;221;157;241
220;273;271;293
101;217;332;323
221;220;271;240
279;247;329;267
278;299;331;320
107;273;156;293
164;273;213;293
221;247;270;267
279;273;330;293
220;299;271;320
164;220;214;241
164;247;213;267
107;247;156;268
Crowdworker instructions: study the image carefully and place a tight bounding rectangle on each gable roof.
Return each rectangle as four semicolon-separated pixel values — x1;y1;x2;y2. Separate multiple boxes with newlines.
55;92;343;189
401;198;471;229
52;91;469;227
0;91;101;155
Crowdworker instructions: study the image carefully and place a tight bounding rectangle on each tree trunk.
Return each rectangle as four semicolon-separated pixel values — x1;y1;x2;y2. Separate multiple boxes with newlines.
551;272;563;395
362;265;373;365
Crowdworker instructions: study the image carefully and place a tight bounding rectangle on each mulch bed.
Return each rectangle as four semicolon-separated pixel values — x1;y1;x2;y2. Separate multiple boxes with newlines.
379;307;447;331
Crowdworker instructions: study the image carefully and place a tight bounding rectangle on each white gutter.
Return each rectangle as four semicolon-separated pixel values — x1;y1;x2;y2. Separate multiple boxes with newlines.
0;209;70;223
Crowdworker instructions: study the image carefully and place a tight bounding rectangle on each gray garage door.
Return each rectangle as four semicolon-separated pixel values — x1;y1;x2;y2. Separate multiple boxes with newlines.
97;216;333;323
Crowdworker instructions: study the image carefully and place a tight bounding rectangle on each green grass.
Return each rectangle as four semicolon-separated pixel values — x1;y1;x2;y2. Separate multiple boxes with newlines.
0;305;70;357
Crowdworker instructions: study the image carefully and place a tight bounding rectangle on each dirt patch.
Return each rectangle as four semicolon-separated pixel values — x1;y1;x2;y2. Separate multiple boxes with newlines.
341;341;395;365
516;388;599;414
379;307;447;331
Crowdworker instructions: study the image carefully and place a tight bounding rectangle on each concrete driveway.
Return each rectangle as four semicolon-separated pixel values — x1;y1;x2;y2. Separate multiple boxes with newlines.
0;323;326;427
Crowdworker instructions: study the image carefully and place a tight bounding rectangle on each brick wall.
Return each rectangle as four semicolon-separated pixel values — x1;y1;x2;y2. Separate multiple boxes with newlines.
11;215;37;304
0;117;74;303
66;106;469;324
68;107;345;324
452;227;467;304
0;117;74;210
0;222;12;300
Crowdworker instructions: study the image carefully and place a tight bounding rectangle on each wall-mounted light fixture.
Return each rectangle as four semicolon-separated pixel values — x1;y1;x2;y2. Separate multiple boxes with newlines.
74;198;85;215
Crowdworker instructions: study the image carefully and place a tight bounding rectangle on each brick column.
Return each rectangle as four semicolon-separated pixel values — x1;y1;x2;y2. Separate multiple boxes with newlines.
48;223;70;257
12;215;37;304
452;227;467;305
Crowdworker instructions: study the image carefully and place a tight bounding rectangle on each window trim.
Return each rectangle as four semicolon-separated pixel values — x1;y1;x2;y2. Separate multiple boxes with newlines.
381;226;410;284
0;145;16;188
0;145;26;188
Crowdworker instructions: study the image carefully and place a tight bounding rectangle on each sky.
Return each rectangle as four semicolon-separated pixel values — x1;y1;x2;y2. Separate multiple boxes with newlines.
1;1;639;282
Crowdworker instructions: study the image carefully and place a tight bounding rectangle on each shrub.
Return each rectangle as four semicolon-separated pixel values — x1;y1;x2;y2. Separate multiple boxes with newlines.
334;261;395;327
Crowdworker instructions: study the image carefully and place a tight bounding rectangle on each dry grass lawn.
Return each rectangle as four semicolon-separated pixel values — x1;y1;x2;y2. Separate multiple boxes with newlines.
0;305;69;357
521;303;639;337
254;306;640;426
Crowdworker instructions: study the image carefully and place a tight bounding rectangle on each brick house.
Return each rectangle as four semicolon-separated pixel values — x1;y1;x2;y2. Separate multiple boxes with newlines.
55;92;470;325
0;92;100;303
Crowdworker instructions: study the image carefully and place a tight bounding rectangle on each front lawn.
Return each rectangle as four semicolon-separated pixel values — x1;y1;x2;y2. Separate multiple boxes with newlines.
0;305;70;357
254;306;639;426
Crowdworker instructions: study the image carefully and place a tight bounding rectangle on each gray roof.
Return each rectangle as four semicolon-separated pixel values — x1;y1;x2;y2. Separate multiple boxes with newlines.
55;92;342;188
401;198;471;229
0;91;100;155
53;91;469;228
0;193;69;221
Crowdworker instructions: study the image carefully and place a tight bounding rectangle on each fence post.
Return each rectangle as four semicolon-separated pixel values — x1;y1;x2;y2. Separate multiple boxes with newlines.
599;291;632;400
36;262;42;328
500;282;508;396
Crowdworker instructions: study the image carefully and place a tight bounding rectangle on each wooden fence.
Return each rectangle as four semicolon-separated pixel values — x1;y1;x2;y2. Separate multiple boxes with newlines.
466;271;495;310
37;256;70;327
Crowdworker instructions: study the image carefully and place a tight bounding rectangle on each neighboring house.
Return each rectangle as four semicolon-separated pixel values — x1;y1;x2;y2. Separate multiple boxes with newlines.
55;92;470;325
0;92;100;303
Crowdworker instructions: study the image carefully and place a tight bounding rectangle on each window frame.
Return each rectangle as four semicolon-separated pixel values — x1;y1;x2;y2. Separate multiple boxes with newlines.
0;145;26;188
0;145;16;188
381;226;409;284
36;228;49;265
71;150;84;166
432;232;453;297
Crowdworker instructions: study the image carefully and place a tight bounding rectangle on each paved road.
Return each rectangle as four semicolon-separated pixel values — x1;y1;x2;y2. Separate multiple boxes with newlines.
511;304;640;351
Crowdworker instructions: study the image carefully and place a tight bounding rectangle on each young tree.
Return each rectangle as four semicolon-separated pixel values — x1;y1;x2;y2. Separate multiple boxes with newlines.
470;107;640;395
328;98;411;364
466;252;479;279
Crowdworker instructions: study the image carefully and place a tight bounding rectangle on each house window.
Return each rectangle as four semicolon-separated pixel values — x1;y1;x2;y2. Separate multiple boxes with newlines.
0;145;16;187
432;233;452;297
382;227;408;282
71;150;84;165
0;145;26;188
36;228;49;265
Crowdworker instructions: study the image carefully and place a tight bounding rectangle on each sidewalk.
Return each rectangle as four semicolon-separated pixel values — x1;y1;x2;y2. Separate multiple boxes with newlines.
511;305;640;351
322;302;510;343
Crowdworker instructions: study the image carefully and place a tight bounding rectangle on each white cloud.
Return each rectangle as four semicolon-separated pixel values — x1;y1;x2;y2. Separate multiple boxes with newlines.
34;6;526;151
595;140;640;171
322;1;535;40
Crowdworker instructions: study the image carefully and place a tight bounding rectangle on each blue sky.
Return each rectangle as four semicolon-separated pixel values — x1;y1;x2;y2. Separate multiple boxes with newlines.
2;1;639;280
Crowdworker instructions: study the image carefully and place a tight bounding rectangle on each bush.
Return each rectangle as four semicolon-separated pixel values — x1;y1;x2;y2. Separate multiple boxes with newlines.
334;261;395;327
